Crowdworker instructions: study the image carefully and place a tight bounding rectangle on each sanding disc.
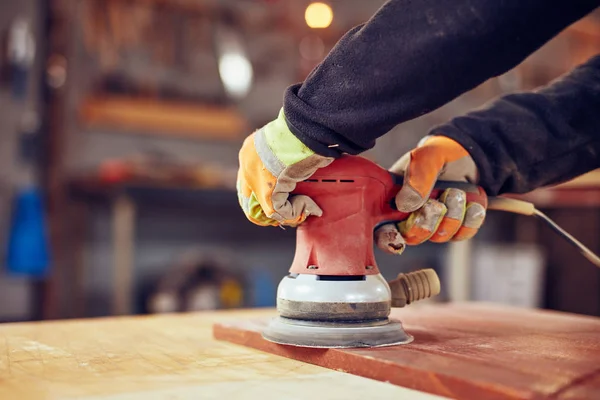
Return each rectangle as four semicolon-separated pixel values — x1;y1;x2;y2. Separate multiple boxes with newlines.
261;316;413;348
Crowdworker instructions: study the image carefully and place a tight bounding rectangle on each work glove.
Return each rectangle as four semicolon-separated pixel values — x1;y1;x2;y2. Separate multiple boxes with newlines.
375;135;486;254
237;109;334;227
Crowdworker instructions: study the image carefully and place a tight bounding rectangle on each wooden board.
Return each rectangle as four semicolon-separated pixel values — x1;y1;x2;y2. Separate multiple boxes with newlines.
0;309;444;399
213;303;600;400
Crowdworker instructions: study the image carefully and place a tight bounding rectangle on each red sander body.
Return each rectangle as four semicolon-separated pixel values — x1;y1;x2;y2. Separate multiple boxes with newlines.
261;155;600;348
289;154;487;277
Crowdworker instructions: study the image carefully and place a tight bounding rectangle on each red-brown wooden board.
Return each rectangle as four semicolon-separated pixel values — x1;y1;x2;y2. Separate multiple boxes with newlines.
213;303;600;400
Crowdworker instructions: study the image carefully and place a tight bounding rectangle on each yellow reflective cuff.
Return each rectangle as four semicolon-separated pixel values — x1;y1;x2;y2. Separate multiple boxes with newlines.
263;108;314;166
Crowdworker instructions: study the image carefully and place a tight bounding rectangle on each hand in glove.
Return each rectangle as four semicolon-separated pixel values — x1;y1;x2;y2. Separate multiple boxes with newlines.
237;109;334;227
375;135;487;254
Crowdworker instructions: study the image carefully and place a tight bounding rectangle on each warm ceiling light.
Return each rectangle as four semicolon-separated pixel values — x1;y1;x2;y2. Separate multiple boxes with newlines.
214;24;254;100
305;2;333;29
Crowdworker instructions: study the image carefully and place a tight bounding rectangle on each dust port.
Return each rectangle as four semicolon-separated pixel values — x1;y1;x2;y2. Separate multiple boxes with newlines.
388;268;441;308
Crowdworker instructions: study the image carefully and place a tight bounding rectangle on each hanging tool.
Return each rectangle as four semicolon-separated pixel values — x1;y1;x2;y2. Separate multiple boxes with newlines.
5;16;36;100
262;154;600;349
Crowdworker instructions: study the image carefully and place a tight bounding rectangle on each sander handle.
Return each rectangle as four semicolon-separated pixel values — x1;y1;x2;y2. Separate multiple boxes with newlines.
388;172;489;212
388;172;600;268
389;172;535;216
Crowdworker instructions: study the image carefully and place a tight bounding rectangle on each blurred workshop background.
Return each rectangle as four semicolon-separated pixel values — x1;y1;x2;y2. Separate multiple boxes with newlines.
0;0;599;322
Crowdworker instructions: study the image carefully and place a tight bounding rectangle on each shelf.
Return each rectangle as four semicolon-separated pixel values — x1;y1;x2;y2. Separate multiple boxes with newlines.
511;170;600;208
69;175;235;202
514;188;600;208
79;95;248;141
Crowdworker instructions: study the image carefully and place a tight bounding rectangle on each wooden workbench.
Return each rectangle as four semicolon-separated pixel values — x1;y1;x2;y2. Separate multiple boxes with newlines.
0;308;444;399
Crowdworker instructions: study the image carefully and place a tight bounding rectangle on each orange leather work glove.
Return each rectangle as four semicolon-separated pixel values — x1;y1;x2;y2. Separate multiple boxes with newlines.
237;109;334;227
375;135;487;254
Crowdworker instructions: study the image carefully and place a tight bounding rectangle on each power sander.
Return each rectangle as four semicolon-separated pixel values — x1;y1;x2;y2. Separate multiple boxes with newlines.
262;154;600;349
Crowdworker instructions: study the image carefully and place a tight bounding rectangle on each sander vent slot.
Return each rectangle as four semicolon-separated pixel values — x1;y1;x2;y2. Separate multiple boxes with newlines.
317;275;366;281
303;179;355;183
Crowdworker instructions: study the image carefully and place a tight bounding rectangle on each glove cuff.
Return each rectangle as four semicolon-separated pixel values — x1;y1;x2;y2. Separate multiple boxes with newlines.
262;108;316;164
421;134;480;184
256;109;333;178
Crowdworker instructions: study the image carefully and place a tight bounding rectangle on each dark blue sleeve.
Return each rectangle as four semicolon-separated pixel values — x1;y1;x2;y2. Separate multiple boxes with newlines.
283;0;599;157
432;54;600;195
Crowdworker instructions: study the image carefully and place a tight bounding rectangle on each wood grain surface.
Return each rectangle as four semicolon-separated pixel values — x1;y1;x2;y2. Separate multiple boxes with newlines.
213;303;600;400
0;309;445;399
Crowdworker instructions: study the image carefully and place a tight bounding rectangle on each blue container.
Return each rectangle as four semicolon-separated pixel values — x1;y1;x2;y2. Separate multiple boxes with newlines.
6;187;50;277
251;268;277;307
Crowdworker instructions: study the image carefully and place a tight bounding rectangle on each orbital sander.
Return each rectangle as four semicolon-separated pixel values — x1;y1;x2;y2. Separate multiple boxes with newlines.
262;155;600;349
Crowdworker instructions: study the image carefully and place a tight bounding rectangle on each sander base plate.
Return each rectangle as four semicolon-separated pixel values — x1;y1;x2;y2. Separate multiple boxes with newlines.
261;316;413;348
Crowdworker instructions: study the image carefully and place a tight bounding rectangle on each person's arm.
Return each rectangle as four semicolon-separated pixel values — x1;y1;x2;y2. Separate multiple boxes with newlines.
373;54;600;252
284;0;599;157
432;54;600;196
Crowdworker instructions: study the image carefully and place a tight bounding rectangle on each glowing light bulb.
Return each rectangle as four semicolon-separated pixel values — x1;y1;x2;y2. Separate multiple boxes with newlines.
305;2;333;29
218;53;253;99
